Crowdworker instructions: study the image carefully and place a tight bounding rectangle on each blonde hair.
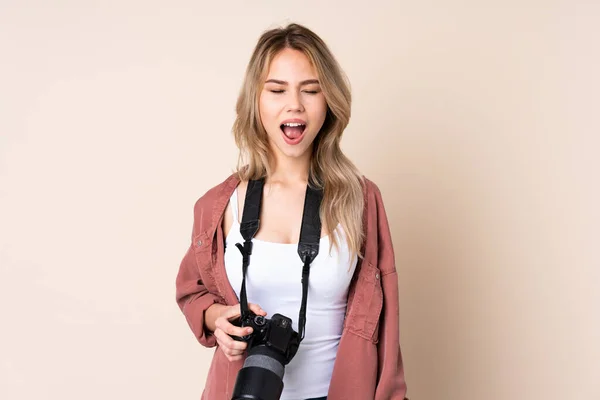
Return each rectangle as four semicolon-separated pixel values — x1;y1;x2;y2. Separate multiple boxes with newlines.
232;23;365;262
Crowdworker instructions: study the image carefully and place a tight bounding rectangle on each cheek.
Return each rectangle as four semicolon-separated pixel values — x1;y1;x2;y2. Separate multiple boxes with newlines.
259;94;279;123
258;98;281;141
310;97;328;124
258;94;268;122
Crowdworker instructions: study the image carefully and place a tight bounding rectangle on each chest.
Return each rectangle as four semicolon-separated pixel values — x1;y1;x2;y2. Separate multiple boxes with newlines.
225;227;356;297
235;183;329;244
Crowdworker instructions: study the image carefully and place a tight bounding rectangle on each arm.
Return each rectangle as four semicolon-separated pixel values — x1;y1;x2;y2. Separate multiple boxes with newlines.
175;223;225;348
372;184;409;400
376;270;409;399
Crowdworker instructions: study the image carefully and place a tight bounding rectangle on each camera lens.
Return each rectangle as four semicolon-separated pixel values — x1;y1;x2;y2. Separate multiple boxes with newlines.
232;313;297;400
231;345;286;400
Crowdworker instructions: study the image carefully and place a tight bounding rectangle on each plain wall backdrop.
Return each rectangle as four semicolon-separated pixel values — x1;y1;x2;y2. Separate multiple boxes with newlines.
1;1;599;399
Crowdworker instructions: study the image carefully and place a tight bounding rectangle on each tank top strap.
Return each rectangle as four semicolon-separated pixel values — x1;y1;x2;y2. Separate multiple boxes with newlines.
230;186;240;224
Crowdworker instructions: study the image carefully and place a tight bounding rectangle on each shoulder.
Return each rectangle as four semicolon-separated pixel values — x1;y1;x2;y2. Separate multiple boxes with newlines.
360;175;392;235
360;176;396;273
360;175;385;205
192;171;239;219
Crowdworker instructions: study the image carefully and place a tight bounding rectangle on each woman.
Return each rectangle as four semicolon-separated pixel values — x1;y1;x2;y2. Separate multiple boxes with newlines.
175;23;408;400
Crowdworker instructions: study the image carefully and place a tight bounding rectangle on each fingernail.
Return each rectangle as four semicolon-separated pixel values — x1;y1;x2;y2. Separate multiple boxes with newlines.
246;328;253;334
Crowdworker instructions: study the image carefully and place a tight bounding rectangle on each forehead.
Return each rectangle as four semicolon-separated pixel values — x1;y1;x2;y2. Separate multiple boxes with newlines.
265;48;318;81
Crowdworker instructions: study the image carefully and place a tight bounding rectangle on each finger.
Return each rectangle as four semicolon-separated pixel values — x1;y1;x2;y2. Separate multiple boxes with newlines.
222;345;245;357
226;354;244;362
218;341;246;361
220;343;244;357
216;318;254;338
248;303;267;316
214;328;249;351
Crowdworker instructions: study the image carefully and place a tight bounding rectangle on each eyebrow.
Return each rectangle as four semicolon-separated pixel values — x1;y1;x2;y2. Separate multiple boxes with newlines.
264;79;320;85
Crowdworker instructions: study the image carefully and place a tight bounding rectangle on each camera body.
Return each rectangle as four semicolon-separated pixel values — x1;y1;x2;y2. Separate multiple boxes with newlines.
232;311;300;365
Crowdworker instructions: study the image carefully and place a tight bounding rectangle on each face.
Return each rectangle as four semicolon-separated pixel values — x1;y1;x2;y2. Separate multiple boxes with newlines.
259;48;328;164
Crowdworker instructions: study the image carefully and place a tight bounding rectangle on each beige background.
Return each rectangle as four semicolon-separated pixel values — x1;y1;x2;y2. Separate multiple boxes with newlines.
1;1;599;399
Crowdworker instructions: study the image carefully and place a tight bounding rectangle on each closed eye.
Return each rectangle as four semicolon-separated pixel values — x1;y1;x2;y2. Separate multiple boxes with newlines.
268;90;320;94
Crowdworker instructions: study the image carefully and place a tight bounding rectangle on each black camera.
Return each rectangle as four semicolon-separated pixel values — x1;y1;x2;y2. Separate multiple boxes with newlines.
230;311;300;400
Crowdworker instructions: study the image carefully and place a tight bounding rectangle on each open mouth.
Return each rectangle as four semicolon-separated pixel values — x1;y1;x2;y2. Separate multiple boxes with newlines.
280;122;306;141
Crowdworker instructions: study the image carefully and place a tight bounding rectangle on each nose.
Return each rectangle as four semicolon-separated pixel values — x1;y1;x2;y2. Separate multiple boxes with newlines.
286;90;304;113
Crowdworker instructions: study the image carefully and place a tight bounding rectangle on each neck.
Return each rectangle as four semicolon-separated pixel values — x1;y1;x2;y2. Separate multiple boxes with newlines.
268;151;311;186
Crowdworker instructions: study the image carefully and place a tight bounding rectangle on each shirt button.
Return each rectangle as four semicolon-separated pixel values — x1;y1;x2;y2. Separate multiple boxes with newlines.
375;273;380;280
197;240;202;247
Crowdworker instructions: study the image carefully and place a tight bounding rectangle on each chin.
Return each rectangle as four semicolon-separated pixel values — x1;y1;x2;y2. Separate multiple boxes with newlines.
280;146;310;159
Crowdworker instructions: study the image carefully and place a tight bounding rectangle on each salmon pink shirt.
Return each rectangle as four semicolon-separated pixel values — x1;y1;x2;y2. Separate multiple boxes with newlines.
175;172;409;399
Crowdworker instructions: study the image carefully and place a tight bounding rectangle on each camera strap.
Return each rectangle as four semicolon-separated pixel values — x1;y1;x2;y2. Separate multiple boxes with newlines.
235;177;323;341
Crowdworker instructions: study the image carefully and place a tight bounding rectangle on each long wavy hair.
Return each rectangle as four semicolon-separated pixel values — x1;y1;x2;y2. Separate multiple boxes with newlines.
232;23;365;262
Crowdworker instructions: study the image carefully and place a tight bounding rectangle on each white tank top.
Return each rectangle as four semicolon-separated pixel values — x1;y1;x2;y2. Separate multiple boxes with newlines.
224;187;357;400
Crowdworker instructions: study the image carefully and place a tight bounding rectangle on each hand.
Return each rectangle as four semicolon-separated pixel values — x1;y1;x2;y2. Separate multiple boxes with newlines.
214;303;267;362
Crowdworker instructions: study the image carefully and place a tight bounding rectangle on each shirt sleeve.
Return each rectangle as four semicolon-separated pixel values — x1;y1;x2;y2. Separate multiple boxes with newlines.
372;183;409;400
175;210;225;348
